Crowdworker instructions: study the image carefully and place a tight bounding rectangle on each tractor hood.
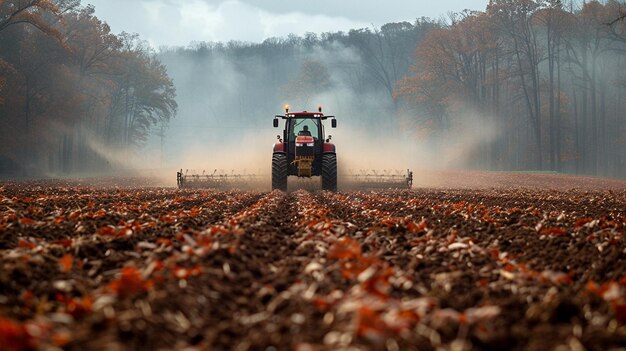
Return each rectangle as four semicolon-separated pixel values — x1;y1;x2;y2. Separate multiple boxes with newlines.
295;136;314;144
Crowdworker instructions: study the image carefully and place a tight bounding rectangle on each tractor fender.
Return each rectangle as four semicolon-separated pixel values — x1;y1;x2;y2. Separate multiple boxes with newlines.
273;143;285;153
323;143;335;153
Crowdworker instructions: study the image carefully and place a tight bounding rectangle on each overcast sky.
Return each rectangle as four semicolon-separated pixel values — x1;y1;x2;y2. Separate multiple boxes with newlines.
86;0;490;48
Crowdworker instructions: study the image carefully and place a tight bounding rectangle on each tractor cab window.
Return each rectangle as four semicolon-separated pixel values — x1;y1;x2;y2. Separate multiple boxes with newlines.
291;118;319;140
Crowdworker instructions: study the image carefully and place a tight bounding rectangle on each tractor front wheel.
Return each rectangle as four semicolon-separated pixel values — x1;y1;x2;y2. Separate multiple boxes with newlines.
272;153;288;191
321;153;337;192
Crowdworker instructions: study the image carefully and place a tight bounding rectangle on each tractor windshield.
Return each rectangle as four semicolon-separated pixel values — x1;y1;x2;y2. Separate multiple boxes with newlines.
291;118;320;140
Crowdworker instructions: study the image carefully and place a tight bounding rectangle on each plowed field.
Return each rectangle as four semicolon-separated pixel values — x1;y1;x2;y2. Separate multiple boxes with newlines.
1;173;626;351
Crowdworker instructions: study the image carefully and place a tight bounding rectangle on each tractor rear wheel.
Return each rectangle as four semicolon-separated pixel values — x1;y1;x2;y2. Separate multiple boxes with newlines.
321;153;337;192
272;153;288;191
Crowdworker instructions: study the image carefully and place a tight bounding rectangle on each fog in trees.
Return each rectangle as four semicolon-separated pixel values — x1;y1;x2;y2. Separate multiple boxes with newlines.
156;22;439;175
0;1;176;176
395;0;626;177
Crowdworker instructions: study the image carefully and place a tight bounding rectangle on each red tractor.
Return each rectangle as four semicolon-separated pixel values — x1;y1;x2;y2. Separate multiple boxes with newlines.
272;106;337;191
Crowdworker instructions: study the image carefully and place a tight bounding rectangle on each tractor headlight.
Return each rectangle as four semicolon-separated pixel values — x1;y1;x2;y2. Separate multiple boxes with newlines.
296;143;303;147
306;143;314;147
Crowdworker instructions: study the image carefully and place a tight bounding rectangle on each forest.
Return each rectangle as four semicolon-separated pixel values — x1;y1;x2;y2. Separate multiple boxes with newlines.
0;0;177;175
1;0;625;178
395;0;626;177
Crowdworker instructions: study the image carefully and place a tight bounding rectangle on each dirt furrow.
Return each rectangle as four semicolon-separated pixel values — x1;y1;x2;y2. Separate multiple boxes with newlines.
314;190;626;350
1;181;625;351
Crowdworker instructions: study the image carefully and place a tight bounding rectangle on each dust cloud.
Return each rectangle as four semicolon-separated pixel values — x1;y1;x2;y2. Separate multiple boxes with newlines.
142;42;501;189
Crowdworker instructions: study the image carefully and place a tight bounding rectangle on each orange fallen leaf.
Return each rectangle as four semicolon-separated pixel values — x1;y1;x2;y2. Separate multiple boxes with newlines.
52;331;72;347
406;219;427;233
109;267;148;298
328;237;361;260
0;317;35;351
453;202;466;210
67;297;93;318
312;297;332;310
575;217;593;229
356;306;386;340
160;214;175;224
586;281;601;295
190;206;202;216
541;227;568;236
68;211;81;221
156;238;172;246
53;215;65;224
17;240;36;249
92;209;106;218
59;254;73;273
20;197;34;204
360;265;394;299
19;218;37;225
97;226;116;236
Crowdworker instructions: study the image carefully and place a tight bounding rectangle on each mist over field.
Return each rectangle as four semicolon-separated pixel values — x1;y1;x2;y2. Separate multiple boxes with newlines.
153;33;502;181
155;44;424;176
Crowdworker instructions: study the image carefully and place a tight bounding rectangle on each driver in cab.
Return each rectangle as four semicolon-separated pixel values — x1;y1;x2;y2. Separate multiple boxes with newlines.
298;125;312;136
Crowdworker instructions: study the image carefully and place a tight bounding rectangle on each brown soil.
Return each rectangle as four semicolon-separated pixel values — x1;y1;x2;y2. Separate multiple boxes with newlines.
0;173;625;351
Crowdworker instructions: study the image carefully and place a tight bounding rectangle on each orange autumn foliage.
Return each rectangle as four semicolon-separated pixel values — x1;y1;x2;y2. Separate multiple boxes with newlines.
17;240;36;249
108;267;150;298
328;237;362;260
58;254;73;272
356;306;387;340
19;217;37;225
0;317;37;351
541;227;568;236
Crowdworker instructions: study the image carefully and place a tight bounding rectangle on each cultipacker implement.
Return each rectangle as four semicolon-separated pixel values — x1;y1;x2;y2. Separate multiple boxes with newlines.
342;169;413;189
176;169;261;189
176;105;413;191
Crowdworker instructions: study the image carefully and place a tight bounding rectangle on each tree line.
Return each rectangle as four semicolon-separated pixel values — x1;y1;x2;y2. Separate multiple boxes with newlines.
160;1;625;178
395;0;626;177
157;19;438;148
0;0;177;175
1;0;624;178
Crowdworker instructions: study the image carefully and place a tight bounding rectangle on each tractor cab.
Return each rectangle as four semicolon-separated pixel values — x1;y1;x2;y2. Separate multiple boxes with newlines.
286;115;322;160
272;106;337;191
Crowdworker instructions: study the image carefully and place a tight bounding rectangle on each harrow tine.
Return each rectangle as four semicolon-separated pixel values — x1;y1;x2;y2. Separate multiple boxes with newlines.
177;168;266;189
341;169;413;189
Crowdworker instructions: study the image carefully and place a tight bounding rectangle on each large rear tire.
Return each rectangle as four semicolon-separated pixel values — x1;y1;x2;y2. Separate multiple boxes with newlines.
321;153;337;192
272;153;288;191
